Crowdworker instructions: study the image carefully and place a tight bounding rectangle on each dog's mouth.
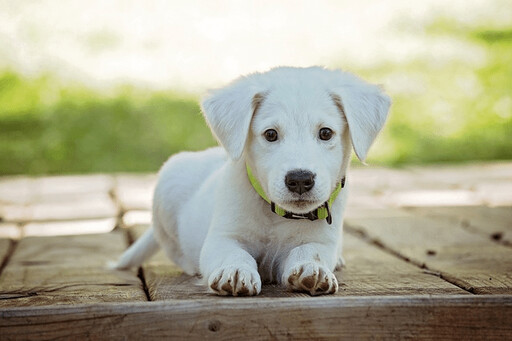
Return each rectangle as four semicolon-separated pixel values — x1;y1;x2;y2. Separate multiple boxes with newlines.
281;198;323;214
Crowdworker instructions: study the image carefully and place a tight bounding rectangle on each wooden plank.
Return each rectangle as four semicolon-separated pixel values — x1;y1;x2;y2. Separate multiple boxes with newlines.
0;193;118;223
340;233;467;296
0;177;34;204
130;223;466;300
0;296;511;340
346;213;512;294
114;174;156;211
122;210;151;227
476;183;512;206
407;206;512;245
0;239;11;267
129;224;206;300
0;175;114;205
31;174;114;201
23;218;116;237
387;189;482;207
0;223;22;239
407;162;512;189
0;231;147;307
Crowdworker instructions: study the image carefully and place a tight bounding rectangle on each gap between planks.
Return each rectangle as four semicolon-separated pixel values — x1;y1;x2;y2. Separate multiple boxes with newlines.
0;232;147;307
344;224;476;295
345;208;512;295
404;206;512;248
0;239;17;278
129;223;468;300
124;221;152;302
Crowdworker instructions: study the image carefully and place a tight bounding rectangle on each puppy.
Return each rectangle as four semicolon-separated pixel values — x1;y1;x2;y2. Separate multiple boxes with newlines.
116;66;390;296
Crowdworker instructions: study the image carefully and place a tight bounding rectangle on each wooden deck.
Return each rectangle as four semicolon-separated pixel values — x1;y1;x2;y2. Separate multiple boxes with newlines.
0;162;511;340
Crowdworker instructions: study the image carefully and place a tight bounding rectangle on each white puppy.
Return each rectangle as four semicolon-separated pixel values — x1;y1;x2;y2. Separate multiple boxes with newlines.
116;66;390;296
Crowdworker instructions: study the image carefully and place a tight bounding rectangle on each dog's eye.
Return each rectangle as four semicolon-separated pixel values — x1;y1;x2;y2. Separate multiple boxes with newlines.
264;129;278;142
319;127;333;141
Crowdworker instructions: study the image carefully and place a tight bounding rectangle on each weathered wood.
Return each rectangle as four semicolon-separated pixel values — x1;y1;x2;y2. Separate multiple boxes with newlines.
407;206;512;245
130;224;466;300
114;174;156;211
122;210;152;227
346;213;512;294
0;238;12;267
0;193;118;223
0;296;511;340
0;232;147;307
129;224;205;300
31;174;114;201
0;224;22;239
340;233;467;296
476;182;512;206
23;218;116;237
407;162;512;189
0;175;114;205
406;163;512;206
0;163;511;339
0;177;34;204
387;189;482;207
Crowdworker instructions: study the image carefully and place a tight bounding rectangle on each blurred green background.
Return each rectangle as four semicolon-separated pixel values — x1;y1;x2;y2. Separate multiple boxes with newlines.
1;4;511;175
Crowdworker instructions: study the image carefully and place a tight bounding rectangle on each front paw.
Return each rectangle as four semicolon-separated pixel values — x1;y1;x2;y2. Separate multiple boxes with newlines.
284;262;338;295
208;265;262;296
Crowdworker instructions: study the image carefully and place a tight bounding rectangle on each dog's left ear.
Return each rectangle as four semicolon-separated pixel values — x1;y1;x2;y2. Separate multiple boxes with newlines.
201;77;264;160
331;82;391;162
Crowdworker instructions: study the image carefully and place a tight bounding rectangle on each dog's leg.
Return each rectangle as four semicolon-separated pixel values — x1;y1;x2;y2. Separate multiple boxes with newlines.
281;243;338;296
114;227;160;270
200;237;261;296
334;256;346;271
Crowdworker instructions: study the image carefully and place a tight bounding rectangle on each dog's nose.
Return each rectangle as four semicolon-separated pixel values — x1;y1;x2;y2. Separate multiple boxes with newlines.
285;170;315;195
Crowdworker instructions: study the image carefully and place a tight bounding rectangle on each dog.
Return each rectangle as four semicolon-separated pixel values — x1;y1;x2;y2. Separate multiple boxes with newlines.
115;66;390;296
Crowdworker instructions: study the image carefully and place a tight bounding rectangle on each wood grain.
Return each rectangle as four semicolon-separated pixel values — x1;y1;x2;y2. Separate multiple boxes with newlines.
130;223;466;300
340;232;467;296
0;238;12;268
0;224;22;239
114;174;156;211
0;295;510;340
23;218;116;237
0;193;118;223
0;232;147;307
406;206;512;245
346;212;512;294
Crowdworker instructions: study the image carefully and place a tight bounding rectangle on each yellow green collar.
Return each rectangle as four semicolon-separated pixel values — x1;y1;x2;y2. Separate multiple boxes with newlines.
246;164;345;225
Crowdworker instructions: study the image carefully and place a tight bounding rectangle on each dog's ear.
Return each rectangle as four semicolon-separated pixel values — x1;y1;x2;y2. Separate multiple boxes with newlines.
201;77;264;160
331;83;391;162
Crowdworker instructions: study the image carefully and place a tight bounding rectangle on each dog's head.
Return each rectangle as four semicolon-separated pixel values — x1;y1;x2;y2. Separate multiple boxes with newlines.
201;67;390;214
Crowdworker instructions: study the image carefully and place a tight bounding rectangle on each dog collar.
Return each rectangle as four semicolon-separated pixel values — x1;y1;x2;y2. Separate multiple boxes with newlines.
246;164;345;225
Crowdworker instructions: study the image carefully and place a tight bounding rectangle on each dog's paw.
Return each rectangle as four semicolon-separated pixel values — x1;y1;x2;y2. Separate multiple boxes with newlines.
208;266;261;296
284;262;338;295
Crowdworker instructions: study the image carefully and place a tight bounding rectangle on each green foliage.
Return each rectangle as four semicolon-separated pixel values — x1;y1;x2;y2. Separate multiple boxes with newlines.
361;23;512;166
0;73;215;175
0;21;510;174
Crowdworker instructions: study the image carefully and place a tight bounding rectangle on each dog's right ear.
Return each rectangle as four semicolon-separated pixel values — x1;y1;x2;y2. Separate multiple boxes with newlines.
201;77;264;160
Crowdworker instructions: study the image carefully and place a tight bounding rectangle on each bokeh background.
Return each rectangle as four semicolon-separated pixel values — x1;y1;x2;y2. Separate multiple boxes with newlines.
1;0;511;175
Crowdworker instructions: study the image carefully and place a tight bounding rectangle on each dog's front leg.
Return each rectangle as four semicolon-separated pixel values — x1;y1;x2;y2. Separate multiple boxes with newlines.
200;237;261;296
281;243;339;295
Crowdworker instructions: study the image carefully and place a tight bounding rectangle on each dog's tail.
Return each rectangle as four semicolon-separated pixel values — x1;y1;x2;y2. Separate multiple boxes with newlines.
114;227;160;270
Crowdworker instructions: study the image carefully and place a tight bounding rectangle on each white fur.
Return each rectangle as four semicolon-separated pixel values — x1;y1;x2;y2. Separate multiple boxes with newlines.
115;66;390;296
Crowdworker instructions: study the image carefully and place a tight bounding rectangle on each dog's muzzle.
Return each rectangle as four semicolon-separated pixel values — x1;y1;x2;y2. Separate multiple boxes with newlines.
246;164;345;225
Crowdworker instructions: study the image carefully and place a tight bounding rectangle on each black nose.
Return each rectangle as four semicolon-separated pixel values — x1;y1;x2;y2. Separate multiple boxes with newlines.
285;170;315;195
